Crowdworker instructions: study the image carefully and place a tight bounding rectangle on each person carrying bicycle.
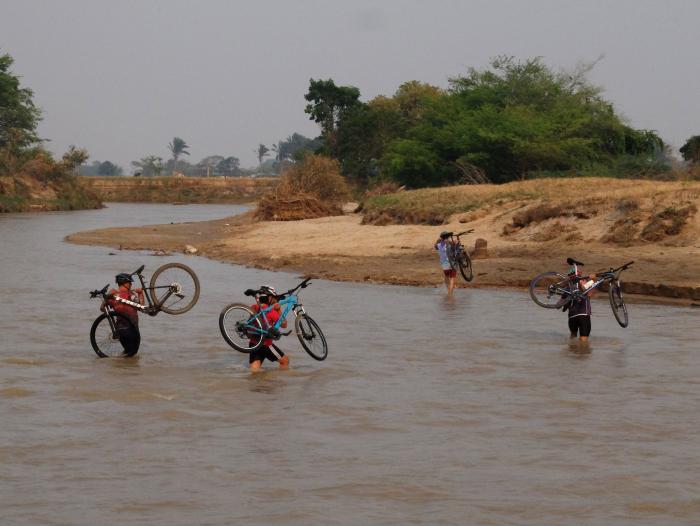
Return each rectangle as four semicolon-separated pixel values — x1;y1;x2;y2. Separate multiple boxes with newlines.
99;272;144;355
102;272;145;326
247;285;290;371
435;231;456;296
563;260;596;342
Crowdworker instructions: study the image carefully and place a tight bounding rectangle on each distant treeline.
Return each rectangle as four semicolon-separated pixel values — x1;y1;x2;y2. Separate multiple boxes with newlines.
303;56;700;187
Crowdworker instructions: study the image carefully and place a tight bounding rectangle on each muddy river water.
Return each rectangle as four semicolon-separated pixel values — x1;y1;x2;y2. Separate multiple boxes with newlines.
1;203;699;525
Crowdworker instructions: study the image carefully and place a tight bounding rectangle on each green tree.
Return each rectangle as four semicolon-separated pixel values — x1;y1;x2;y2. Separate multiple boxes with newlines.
0;52;42;149
217;156;240;176
132;156;164;177
168;137;190;174
97;160;123;176
680;135;700;164
304;78;361;156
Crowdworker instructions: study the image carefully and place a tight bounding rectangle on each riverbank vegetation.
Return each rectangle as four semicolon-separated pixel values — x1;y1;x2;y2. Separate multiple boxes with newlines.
81;175;277;204
304;57;699;189
0;52;100;212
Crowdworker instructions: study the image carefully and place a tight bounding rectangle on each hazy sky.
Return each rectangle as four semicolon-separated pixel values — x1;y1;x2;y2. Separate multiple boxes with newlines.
2;0;698;170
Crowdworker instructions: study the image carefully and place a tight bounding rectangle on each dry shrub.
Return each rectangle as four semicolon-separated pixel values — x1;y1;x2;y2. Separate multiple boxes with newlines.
255;192;340;221
531;222;580;242
255;155;349;221
364;181;403;198
277;155;349;204
603;217;641;246
361;207;447;226
640;204;697;241
504;203;596;234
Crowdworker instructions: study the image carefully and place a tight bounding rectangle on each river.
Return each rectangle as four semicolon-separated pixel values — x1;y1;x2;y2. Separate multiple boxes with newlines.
1;203;698;525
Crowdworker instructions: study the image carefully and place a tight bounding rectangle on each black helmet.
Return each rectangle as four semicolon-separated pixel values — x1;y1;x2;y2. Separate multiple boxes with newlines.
115;273;133;285
440;231;451;239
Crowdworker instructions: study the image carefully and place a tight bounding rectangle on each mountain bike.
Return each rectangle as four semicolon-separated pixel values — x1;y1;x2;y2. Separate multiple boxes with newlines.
445;229;474;282
529;258;634;327
88;263;200;357
219;277;328;361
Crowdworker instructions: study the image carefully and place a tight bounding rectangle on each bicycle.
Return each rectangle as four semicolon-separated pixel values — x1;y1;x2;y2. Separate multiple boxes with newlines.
529;258;634;327
218;277;328;361
444;229;475;282
88;263;200;357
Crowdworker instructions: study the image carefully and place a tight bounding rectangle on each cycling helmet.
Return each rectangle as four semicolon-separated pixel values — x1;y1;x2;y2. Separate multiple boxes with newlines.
115;273;133;284
260;285;277;296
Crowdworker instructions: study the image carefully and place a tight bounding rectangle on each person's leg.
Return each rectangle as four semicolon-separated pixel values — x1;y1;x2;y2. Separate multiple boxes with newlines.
568;317;578;338
579;316;591;342
249;348;265;371
448;274;456;295
279;355;290;369
443;271;450;292
250;359;263;371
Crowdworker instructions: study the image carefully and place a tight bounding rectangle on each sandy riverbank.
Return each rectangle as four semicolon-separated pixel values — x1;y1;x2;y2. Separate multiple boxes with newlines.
67;206;700;304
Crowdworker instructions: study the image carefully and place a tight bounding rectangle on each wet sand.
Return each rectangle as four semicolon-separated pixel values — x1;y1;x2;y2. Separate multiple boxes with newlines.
66;209;700;304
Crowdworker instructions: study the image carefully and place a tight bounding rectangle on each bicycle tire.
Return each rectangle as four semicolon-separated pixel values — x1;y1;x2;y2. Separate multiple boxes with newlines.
457;249;473;282
529;272;572;309
219;303;265;353
609;282;629;328
90;312;140;358
295;314;328;361
446;243;458;270
149;262;200;315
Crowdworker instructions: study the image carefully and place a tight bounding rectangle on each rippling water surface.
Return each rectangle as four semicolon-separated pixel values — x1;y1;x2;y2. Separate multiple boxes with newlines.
1;203;699;525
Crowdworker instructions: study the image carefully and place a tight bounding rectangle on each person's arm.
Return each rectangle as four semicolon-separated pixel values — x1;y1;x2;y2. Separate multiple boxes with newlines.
135;288;145;305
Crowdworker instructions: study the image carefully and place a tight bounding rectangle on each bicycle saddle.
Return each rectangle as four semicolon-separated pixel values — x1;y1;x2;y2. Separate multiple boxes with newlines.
132;264;145;275
566;257;584;266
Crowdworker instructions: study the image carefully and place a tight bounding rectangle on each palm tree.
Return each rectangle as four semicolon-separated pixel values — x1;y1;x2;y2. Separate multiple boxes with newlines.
168;137;190;175
256;143;269;172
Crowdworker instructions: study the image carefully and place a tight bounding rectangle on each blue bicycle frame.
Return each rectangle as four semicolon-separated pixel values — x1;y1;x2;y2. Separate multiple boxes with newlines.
245;294;303;337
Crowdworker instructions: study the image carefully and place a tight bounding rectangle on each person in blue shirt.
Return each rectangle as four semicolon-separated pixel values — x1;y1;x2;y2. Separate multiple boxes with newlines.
434;231;456;296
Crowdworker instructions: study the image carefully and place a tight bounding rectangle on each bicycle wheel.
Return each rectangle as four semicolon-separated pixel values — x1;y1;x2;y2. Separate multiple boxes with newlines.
90;312;141;358
149;262;200;315
529;272;572;309
609;282;629;328
219;303;265;353
295;314;328;361
446;243;458;270
457;249;473;282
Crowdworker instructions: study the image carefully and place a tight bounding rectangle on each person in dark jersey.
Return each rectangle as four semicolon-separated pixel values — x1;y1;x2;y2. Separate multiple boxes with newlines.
101;272;145;355
563;263;596;342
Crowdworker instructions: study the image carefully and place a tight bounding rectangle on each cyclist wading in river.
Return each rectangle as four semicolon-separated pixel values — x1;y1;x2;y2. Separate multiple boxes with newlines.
101;272;144;354
248;285;290;371
435;231;456;296
563;263;597;342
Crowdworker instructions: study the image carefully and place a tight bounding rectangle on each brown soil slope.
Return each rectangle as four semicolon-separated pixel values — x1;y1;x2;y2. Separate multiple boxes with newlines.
67;178;700;302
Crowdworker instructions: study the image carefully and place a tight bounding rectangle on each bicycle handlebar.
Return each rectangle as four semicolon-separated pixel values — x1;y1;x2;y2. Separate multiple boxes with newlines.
454;229;475;237
244;278;313;300
90;284;110;298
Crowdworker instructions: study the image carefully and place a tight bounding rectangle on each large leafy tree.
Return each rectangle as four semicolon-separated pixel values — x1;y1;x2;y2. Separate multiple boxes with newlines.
97;160;123;176
680;136;700;164
132;156;164;177
168;137;190;174
378;57;664;186
0;53;42;149
304;78;361;156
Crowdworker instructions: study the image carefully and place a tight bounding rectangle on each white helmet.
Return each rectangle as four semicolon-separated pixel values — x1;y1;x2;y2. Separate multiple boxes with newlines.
260;285;277;296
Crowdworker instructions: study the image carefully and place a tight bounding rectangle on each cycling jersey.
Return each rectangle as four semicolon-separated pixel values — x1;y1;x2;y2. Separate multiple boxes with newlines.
108;287;141;325
435;240;453;270
250;303;281;348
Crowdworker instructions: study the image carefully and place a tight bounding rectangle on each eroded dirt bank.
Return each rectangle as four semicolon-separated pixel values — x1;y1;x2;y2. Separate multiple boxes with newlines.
67;208;700;304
